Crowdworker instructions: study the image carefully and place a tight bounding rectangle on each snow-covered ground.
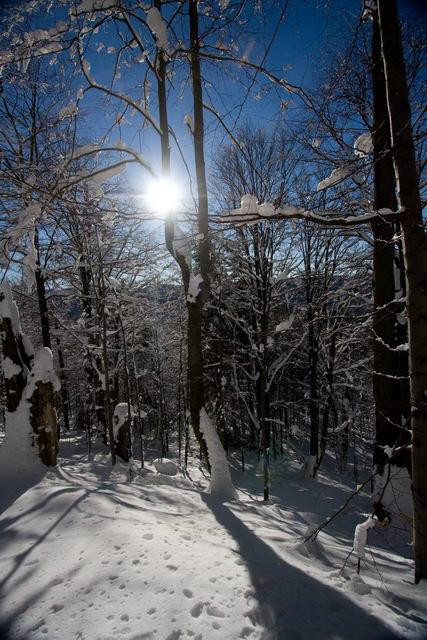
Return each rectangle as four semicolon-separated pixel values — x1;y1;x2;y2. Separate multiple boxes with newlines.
0;439;426;640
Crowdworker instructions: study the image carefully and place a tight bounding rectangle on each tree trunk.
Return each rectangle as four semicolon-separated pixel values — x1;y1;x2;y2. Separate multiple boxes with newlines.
34;229;51;350
377;0;427;583
29;377;58;466
371;13;411;490
56;336;70;433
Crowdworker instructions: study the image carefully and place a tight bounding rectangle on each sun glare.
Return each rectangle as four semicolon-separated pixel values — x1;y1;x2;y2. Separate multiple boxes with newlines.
145;178;180;215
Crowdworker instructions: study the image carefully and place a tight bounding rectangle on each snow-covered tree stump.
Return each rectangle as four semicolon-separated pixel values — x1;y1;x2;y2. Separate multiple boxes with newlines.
0;283;59;469
113;403;132;463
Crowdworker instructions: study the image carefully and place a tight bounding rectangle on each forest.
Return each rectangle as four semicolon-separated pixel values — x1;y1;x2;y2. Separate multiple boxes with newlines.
0;1;426;639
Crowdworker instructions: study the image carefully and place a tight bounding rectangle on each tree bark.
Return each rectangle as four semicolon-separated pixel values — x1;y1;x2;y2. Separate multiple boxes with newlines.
377;0;427;583
371;13;411;487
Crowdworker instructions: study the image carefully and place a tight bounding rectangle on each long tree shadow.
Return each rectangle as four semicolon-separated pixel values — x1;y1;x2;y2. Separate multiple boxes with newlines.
0;470;47;517
0;488;88;595
202;494;406;640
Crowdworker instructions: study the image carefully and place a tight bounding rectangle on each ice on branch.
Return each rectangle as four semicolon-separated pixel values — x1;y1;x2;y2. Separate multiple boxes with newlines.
354;133;374;158
317;166;353;191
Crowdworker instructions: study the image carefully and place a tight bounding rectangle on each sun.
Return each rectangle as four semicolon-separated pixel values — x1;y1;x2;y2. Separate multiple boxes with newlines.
145;177;181;215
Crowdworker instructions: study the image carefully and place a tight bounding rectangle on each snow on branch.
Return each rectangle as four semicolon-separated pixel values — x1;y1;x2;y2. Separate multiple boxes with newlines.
317;166;353;192
219;194;397;228
145;7;170;54
354;133;373;158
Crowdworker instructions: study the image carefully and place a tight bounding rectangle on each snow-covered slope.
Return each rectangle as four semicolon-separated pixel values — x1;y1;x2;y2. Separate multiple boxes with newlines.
0;440;426;640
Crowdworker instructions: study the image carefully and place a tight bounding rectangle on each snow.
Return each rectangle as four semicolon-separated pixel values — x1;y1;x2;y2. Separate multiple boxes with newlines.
353;517;376;559
199;408;238;502
354;132;374;158
1;356;22;380
26;347;61;398
71;0;116;17
186;273;204;304
59;100;78;120
82;59;95;84
184;113;194;133
0;442;425;640
92;163;125;184
113;403;132;439
0;281;21;335
146;7;170;53
0;291;46;492
153;458;178;476
317;166;353;191
0;400;44;491
275;313;294;333
240;194;258;216
258;202;275;217
69;143;100;160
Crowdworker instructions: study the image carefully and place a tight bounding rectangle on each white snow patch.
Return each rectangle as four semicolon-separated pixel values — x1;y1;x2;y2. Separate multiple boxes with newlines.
146;7;170;53
26;348;61;398
113;403;133;439
317;166;352;191
275;313;294;333
1;357;22;380
353;516;376;559
199;408;238;502
354;132;374;158
153;458;178;476
187;274;203;304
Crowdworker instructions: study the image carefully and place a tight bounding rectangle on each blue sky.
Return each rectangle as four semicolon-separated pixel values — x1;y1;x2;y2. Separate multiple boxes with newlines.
2;0;423;211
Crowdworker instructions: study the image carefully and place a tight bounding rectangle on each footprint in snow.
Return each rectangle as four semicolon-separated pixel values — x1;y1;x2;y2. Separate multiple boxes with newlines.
190;602;204;618
206;605;225;619
183;589;193;599
167;564;178;571
143;533;153;540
